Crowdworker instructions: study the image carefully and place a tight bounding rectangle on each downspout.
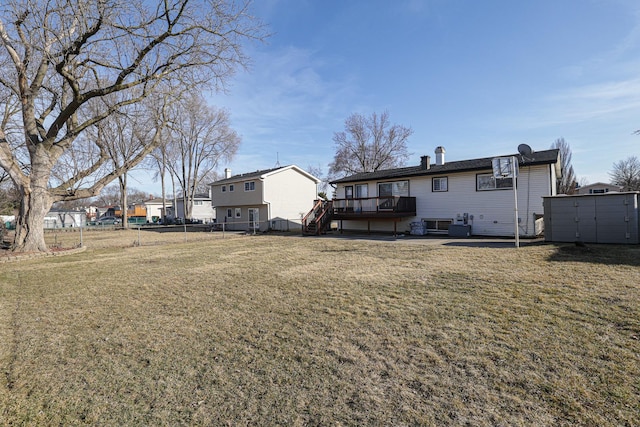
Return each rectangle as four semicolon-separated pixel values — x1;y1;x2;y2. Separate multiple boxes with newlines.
260;177;270;231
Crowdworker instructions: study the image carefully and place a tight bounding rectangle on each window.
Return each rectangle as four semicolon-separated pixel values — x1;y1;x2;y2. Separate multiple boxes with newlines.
424;218;453;232
244;181;255;191
235;208;241;218
222;185;226;192
432;177;448;192
226;208;232;218
345;186;353;199
194;200;203;206
229;184;234;192
378;180;409;197
477;173;512;191
355;184;368;198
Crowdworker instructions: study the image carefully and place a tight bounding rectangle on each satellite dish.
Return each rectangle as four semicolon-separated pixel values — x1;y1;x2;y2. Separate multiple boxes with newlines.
517;144;534;158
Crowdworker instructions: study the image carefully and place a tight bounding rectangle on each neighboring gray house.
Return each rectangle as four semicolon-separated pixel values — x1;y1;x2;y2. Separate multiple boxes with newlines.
44;209;87;229
175;193;215;223
575;182;623;195
314;146;561;237
210;165;320;231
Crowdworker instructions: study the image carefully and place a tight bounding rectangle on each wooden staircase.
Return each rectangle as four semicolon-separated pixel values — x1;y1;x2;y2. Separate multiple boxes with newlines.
302;200;333;235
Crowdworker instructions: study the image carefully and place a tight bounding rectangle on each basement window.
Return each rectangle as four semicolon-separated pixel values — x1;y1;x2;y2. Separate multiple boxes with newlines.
424;218;453;233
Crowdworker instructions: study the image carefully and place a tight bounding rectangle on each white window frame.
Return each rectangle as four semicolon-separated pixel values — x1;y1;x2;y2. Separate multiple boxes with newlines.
235;208;242;218
229;184;234;192
244;181;255;191
226;208;232;218
194;200;203;206
432;177;448;192
477;173;513;191
221;185;226;192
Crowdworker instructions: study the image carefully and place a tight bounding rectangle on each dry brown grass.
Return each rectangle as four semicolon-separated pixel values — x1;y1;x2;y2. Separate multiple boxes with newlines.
0;230;639;426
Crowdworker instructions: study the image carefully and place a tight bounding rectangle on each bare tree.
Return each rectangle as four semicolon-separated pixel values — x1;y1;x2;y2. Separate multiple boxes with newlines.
165;94;240;220
93;185;122;208
0;0;264;252
0;179;19;215
551;138;577;194
329;111;412;179
610;156;640;191
147;141;173;224
93;98;164;228
306;164;327;198
196;170;220;194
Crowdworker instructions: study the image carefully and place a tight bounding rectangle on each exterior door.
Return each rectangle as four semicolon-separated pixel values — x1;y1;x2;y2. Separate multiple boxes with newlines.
344;186;354;211
248;208;259;231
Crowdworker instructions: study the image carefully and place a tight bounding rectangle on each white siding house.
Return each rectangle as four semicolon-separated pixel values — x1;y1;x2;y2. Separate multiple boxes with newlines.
575;182;623;195
210;165;320;231
44;209;87;229
142;198;173;223
326;147;561;237
175;194;215;223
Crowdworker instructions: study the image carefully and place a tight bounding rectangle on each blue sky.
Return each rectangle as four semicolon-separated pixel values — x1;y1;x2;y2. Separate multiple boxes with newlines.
135;0;640;193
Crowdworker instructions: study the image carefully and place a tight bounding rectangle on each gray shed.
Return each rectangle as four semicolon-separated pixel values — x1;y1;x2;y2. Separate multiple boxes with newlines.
543;192;640;244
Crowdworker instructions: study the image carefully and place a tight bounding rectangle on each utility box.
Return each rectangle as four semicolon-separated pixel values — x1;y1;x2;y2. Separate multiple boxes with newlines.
448;224;472;237
543;192;640;244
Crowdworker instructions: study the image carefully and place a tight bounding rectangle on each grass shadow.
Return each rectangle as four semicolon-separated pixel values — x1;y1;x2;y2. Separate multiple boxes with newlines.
546;243;640;267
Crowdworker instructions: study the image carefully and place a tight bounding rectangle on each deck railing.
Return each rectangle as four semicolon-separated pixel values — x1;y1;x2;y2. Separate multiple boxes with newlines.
332;196;416;216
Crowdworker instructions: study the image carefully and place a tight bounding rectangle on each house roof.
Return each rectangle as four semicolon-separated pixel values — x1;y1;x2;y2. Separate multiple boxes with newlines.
192;193;211;200
46;208;86;214
210;165;320;185
330;148;561;184
577;182;623;191
143;198;173;205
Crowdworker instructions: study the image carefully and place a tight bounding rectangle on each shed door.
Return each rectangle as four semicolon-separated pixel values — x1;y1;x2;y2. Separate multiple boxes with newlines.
575;197;597;242
596;195;638;243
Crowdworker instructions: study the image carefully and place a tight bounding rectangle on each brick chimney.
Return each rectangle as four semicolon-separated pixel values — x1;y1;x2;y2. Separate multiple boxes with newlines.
435;146;446;165
224;168;231;179
420;155;431;170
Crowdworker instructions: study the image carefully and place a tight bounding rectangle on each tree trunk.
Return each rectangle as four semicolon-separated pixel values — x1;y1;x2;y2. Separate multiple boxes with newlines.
160;167;167;224
119;174;128;229
12;163;53;252
184;194;191;220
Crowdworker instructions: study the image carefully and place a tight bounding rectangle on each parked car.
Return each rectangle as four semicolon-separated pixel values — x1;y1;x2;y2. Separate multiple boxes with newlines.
96;216;121;225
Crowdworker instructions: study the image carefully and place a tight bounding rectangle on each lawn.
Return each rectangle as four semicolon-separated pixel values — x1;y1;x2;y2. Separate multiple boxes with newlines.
0;230;639;425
